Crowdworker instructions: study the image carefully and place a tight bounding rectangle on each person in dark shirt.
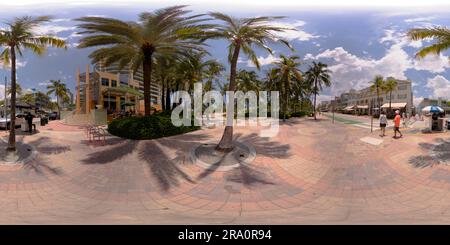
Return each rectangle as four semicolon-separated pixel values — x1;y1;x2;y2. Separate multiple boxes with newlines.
25;112;33;133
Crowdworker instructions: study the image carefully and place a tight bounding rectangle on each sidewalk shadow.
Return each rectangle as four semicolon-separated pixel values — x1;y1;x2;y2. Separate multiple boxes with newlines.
28;137;71;155
408;137;450;168
23;155;63;176
225;163;275;188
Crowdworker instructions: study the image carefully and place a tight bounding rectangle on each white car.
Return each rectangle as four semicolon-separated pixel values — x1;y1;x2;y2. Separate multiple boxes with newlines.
0;116;26;129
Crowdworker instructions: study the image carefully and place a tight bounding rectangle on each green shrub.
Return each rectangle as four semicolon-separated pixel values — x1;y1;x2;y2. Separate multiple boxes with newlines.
108;112;200;140
290;111;311;117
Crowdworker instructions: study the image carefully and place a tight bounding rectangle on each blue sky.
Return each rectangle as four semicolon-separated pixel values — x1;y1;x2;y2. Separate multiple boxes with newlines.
0;0;449;106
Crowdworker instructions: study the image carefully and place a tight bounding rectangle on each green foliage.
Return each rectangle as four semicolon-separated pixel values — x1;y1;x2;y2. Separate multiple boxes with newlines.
108;112;199;140
290;111;311;117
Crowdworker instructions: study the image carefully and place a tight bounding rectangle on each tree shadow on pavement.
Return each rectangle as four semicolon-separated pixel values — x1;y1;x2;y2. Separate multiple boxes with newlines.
29;137;71;155
225;163;275;188
81;139;139;164
408;138;450;168
23;156;63;175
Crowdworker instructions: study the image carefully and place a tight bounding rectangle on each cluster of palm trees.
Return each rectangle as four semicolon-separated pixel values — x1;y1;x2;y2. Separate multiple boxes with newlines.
75;6;335;151
370;75;398;114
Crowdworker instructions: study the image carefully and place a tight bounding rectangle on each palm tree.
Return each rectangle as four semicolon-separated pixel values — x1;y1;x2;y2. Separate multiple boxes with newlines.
208;12;292;151
76;5;209;116
47;80;69;118
6;83;22;97
272;55;303;121
0;16;66;151
407;26;450;59
383;77;398;115
370;75;384;115
306;62;331;120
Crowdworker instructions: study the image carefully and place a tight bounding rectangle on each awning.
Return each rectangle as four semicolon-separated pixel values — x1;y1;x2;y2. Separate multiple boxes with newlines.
343;105;355;110
356;105;368;109
381;102;407;109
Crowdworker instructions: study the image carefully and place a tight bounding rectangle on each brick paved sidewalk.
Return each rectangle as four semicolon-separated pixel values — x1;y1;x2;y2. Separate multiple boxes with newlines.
0;117;449;224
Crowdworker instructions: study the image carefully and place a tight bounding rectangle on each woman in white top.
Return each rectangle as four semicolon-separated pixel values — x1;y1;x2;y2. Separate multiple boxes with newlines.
379;111;387;137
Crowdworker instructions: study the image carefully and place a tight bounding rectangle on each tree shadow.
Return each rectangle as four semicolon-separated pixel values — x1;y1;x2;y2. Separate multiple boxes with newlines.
224;163;275;188
408;138;450;168
81;139;139;164
28;137;71;155
23;155;64;176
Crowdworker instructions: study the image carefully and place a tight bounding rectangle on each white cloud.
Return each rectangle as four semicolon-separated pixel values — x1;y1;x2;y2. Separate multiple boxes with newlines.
0;59;28;69
38;81;52;87
413;96;424;106
33;24;77;36
413;55;450;73
270;20;319;41
239;53;280;67
426;75;450;99
404;17;435;23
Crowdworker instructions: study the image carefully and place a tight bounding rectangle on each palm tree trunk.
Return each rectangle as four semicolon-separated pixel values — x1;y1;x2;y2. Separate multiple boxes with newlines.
283;78;289;121
166;86;171;111
142;45;154;116
161;78;166;111
389;91;392;114
313;78;317;120
7;46;16;151
217;44;240;152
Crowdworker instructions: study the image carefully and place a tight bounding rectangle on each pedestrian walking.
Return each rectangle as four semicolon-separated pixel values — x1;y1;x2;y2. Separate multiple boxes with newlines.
394;110;403;138
379;111;387;137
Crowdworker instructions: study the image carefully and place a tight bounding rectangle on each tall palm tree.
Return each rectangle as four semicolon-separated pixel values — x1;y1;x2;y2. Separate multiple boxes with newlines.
76;5;210;116
0;16;66;151
305;61;331;120
407;26;450;59
207;12;292;151
47;80;69;118
272;55;303;121
383;77;398;114
370;75;384;115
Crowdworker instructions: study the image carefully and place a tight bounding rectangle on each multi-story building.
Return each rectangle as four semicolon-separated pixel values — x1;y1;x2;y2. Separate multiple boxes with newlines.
418;98;450;115
75;64;161;115
322;77;413;115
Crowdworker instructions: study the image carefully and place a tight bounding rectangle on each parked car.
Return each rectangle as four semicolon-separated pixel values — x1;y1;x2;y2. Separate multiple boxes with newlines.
48;112;58;120
0;115;25;129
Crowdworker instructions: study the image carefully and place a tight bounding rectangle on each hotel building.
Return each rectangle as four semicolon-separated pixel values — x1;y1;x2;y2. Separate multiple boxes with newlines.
321;77;414;115
75;63;161;115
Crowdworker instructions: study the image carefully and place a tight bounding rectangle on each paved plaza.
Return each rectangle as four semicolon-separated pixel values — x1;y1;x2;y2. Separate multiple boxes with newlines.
1;116;450;224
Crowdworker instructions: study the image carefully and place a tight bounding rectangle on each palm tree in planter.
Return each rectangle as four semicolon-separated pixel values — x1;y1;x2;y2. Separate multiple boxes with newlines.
407;26;450;59
383;77;398;116
305;61;331;120
207;12;292;152
0;16;66;151
76;5;210;116
370;75;385;116
272;55;303;121
47;80;69;119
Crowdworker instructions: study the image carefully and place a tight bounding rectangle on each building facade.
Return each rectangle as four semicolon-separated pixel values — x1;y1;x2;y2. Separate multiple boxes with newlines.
417;98;450;115
75;64;161;115
320;77;414;115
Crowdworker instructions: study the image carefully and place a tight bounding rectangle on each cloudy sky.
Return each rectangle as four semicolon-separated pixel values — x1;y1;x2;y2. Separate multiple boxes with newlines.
0;0;449;105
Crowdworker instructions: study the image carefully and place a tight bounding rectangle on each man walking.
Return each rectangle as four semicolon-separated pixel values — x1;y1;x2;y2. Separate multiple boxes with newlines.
394;110;403;138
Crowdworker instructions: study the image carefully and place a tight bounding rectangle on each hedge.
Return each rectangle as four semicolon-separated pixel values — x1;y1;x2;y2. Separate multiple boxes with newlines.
108;112;200;140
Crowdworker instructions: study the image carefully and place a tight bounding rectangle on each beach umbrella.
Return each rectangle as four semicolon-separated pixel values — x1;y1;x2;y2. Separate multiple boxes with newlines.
421;106;444;114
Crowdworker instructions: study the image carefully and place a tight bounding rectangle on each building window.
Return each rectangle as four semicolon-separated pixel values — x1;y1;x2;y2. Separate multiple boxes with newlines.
398;85;407;90
101;78;109;86
111;80;117;87
398;94;407;99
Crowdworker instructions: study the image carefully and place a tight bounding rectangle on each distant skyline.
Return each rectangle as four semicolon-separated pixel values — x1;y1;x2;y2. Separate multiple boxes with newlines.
0;1;449;106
